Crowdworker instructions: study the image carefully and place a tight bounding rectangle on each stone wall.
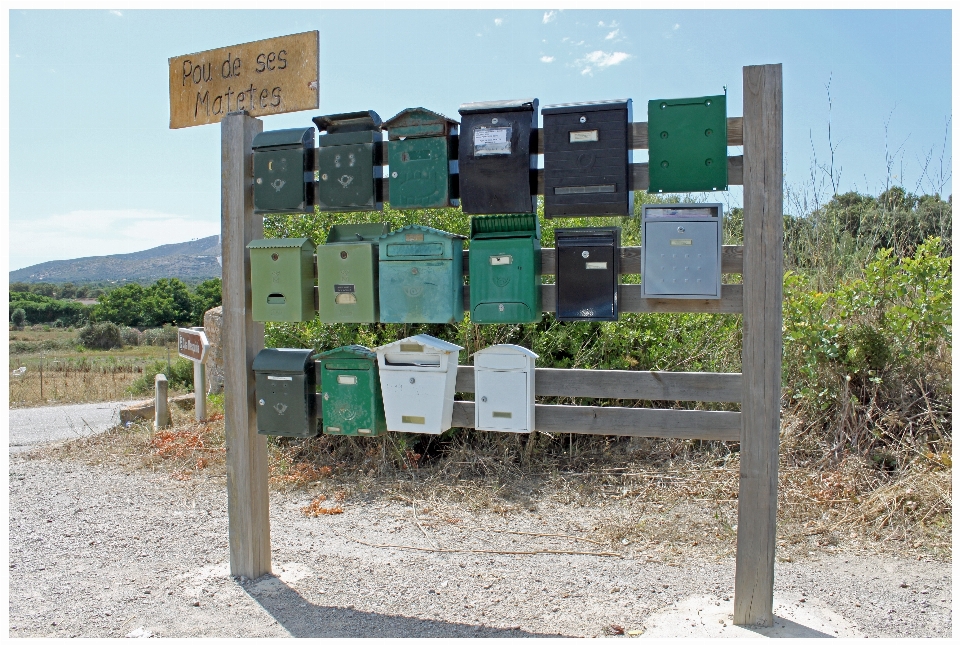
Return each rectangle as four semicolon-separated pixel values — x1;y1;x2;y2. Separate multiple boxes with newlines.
203;306;224;394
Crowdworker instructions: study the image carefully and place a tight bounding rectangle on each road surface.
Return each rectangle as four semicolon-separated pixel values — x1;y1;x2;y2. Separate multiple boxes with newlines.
8;401;125;453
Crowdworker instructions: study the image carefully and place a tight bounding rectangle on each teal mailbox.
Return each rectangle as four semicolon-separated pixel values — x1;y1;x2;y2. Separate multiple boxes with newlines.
378;225;466;324
469;213;542;324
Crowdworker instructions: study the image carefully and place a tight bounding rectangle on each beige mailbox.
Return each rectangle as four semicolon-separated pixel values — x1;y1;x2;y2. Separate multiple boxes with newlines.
375;334;463;434
473;344;537;433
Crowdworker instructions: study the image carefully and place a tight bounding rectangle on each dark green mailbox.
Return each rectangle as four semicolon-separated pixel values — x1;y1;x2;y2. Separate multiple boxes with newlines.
316;345;386;437
252;127;316;214
647;94;727;193
312;111;383;212
253;348;317;438
383;108;458;209
469;214;542;324
247;238;317;323
378;225;466;324
317;223;391;323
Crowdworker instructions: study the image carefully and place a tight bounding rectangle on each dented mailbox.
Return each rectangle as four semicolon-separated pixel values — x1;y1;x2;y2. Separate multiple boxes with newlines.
473;344;537;433
647;94;728;193
457;98;538;214
555;227;620;321
252;127;316;214
253;348;317;438
468;213;542;324
247;238;316;323
375;334;463;435
542;99;632;218
317;223;391;323
312;111;383;212
383;108;458;209
640;203;722;299
316;345;386;437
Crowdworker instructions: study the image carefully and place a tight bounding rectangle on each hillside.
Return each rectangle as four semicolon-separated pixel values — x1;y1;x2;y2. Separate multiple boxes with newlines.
10;236;222;284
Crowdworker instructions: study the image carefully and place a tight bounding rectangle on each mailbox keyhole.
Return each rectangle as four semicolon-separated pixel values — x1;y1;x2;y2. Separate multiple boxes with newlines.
579;116;587;124
409;377;416;384
481;396;487;402
340;251;348;259
271;253;279;261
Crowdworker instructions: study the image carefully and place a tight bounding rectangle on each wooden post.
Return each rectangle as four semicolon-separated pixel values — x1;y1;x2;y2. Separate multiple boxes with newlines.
221;110;270;579
154;373;170;429
734;63;784;626
193;361;207;422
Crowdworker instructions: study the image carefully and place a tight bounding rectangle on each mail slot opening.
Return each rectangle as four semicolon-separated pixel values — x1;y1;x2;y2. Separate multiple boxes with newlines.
267;293;286;304
383;353;441;368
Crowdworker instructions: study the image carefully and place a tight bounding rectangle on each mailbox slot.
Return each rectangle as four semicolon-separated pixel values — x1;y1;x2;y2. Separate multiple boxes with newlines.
473;344;537;433
252;127;316;215
555;227;620;321
312;111;383;212
647;94;728;193
316;345;386;437
317;223;390;323
641;203;722;299
247;237;317;322
383;108;458;209
253;348;317;437
468;213;542;324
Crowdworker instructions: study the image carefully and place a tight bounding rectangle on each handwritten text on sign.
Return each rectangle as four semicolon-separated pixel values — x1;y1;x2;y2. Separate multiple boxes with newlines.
178;328;209;363
168;31;318;129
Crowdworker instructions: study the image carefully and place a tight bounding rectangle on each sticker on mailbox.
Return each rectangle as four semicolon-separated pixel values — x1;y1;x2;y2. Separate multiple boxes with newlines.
489;255;513;266
474;126;512;156
334;284;356;293
570;130;599;143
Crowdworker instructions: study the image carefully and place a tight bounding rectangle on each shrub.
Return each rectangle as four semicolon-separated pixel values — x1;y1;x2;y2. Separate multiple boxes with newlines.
142;326;178;346
77;322;123;350
120;326;142;346
129;358;196;395
10;308;26;329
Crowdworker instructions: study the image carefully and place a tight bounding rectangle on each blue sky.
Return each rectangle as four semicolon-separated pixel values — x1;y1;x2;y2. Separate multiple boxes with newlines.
7;9;952;270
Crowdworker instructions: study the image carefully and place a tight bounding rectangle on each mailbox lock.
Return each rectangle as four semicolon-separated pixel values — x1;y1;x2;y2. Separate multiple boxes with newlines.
579;116;587;124
340;251;348;260
392;171;398;178
411;267;418;275
491;118;498;124
677;226;686;233
259;399;265;406
256;178;263;184
409;377;416;384
271;253;279;261
582;250;590;259
480;396;487;402
321;173;328;181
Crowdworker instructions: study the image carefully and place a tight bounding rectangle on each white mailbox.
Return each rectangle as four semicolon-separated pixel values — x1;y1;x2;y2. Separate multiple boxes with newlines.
640;203;723;299
375;334;463;434
473;344;538;433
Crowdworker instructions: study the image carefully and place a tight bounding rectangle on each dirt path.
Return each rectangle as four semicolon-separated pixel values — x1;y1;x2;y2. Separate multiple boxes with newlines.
8;448;952;638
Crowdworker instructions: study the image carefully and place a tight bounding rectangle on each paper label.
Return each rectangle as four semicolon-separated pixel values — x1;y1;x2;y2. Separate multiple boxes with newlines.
474;126;512;156
569;129;599;143
267;375;293;381
489;255;513;266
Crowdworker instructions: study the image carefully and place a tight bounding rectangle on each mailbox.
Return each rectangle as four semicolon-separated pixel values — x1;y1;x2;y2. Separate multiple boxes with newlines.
555;227;620;321
247;238;317;323
253;348;317;438
468;213;542;324
252;127;316;214
383;108;458;209
375;334;463;434
542;99;632;218
316;345;387;437
640;203;722;299
473;344;537;433
647;94;727;193
457;98;538;214
312;111;383;212
317;223;391;323
378;225;466;324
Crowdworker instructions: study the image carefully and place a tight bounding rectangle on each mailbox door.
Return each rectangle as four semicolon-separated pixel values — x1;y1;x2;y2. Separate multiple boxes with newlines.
254;148;311;214
556;241;618;321
475;369;528;432
379;260;462;324
642;220;721;297
458;112;535;214
321;362;383;436
315;143;377;211
388;137;450;209
647;95;727;193
251;249;310;323
317;243;378;323
469;237;541;324
379;368;450;434
256;372;315;437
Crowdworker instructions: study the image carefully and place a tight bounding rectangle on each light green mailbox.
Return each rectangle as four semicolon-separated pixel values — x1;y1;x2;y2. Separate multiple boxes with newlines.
247;238;316;322
378;225;465;324
317;223;391;323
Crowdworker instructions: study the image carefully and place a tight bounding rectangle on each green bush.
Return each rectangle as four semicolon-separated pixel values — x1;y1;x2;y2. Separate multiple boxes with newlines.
77;322;123;350
11;308;26;328
120;326;142;346
129;357;196;395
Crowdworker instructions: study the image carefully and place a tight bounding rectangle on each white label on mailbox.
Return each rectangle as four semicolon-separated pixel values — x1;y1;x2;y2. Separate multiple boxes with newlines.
569;129;599;143
474;126;512;156
267;376;293;381
585;262;608;270
670;239;693;246
489;255;513;266
337;374;358;385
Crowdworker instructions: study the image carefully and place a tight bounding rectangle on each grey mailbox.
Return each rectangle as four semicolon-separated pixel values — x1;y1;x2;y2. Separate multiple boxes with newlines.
252;348;317;438
640;203;722;299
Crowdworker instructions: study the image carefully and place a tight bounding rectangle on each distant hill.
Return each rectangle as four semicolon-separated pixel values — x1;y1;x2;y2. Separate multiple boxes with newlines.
10;236;222;284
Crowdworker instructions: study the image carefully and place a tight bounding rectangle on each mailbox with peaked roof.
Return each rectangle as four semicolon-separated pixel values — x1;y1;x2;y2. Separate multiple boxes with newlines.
375;334;463;435
316;345;387;437
317;223;391;323
253;348;317;438
378;225;466;324
473;344;538;433
468;213;542;324
383;108;458;209
458;98;538;214
247;237;317;322
647;94;728;193
312;111;383;212
252;127;316;214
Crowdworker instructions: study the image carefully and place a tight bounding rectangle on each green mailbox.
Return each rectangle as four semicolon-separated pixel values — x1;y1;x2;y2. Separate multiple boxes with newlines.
252;127;316;214
317;223;391;323
312;111;383;212
247;238;317;323
316;345;387;437
647;94;728;193
468;214;542;324
383;108;458;209
253;348;317;438
378;224;466;324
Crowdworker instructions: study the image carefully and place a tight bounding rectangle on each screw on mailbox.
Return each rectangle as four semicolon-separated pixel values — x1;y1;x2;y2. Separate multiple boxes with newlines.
409;377;415;384
259;399;265;405
579;116;587;123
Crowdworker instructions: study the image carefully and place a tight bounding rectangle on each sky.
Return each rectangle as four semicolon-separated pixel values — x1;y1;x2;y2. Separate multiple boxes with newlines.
6;8;953;271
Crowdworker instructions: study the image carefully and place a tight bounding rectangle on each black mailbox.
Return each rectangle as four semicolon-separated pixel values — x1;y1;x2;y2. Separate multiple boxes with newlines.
555;227;620;321
458;98;538;214
542;99;632;218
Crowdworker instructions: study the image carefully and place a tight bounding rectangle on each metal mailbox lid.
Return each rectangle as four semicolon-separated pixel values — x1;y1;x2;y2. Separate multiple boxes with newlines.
555;227;620;321
313;110;382;133
458;98;538;114
641;203;722;219
376;334;462;363
252;127;315;150
383;107;458;140
247;237;316;251
378;225;465;262
470;213;540;240
316;345;377;362
475;369;528;431
647;94;728;194
325;223;391;244
473;344;538;370
252;348;315;374
541;98;631;115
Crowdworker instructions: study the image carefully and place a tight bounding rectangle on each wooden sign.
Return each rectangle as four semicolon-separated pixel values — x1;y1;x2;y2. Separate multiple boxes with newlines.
169;31;318;129
177;327;209;363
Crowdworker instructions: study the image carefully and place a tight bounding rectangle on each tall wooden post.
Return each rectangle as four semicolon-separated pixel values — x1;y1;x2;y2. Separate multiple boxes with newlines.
734;64;783;626
221;110;271;579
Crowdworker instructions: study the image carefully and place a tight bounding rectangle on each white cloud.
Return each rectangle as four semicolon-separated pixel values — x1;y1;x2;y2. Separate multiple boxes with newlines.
494;18;503;26
605;29;619;40
540;55;555;63
9;210;220;270
543;11;556;24
673;23;680;30
575;50;631;75
109;10;122;17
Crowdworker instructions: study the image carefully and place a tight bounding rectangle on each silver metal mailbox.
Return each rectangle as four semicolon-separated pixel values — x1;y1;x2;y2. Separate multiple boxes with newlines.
640;203;722;299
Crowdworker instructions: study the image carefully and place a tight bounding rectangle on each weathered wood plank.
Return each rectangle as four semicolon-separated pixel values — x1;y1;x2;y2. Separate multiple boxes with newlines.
455;366;741;402
734;63;784;628
450;401;739;440
221;112;271;580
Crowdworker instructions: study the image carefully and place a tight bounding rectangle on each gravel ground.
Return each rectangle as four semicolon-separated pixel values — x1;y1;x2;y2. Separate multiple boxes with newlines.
8;448;952;638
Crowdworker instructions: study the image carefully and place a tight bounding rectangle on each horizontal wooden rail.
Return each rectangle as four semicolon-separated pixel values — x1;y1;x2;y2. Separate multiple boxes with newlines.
455;366;742;402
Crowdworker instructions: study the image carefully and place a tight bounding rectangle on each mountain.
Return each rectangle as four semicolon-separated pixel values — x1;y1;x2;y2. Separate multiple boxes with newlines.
10;236;222;284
